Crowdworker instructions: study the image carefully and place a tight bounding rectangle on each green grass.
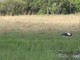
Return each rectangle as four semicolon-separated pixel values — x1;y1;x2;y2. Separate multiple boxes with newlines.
0;31;80;60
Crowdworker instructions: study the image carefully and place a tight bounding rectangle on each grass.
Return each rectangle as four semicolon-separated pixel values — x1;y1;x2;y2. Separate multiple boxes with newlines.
0;31;80;60
0;15;80;60
0;15;80;32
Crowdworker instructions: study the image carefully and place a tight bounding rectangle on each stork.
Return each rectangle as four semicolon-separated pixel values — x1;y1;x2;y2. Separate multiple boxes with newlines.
61;32;72;36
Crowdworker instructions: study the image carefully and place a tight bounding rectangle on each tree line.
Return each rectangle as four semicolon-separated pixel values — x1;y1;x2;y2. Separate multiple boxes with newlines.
0;0;80;15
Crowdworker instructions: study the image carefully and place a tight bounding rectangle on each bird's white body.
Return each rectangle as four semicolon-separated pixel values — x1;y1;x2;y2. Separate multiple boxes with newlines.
67;32;71;36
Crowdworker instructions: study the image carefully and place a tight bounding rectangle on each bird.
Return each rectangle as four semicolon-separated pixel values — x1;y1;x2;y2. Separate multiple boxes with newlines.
61;32;72;36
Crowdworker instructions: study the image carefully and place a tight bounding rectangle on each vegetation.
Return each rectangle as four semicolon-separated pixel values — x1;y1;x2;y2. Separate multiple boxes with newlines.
0;15;80;60
0;0;80;15
0;30;80;60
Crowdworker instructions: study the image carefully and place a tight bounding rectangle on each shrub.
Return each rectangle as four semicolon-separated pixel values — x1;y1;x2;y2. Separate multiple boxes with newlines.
0;0;80;15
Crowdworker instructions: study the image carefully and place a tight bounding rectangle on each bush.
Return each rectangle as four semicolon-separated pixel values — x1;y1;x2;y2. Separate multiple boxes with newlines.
0;0;27;15
0;0;80;15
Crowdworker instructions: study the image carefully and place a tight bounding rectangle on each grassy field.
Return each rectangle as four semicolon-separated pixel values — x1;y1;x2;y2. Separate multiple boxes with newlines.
0;15;80;60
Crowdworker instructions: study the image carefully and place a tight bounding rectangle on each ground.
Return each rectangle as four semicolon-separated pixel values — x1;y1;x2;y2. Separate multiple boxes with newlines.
0;15;80;60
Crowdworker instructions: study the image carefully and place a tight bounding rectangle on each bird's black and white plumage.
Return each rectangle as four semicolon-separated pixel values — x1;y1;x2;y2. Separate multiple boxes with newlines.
61;32;72;36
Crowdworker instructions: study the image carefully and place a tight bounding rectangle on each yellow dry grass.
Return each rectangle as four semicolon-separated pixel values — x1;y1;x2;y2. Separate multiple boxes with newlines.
0;15;80;33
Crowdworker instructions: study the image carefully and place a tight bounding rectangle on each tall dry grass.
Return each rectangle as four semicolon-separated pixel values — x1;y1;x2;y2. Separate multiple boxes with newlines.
0;15;80;33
